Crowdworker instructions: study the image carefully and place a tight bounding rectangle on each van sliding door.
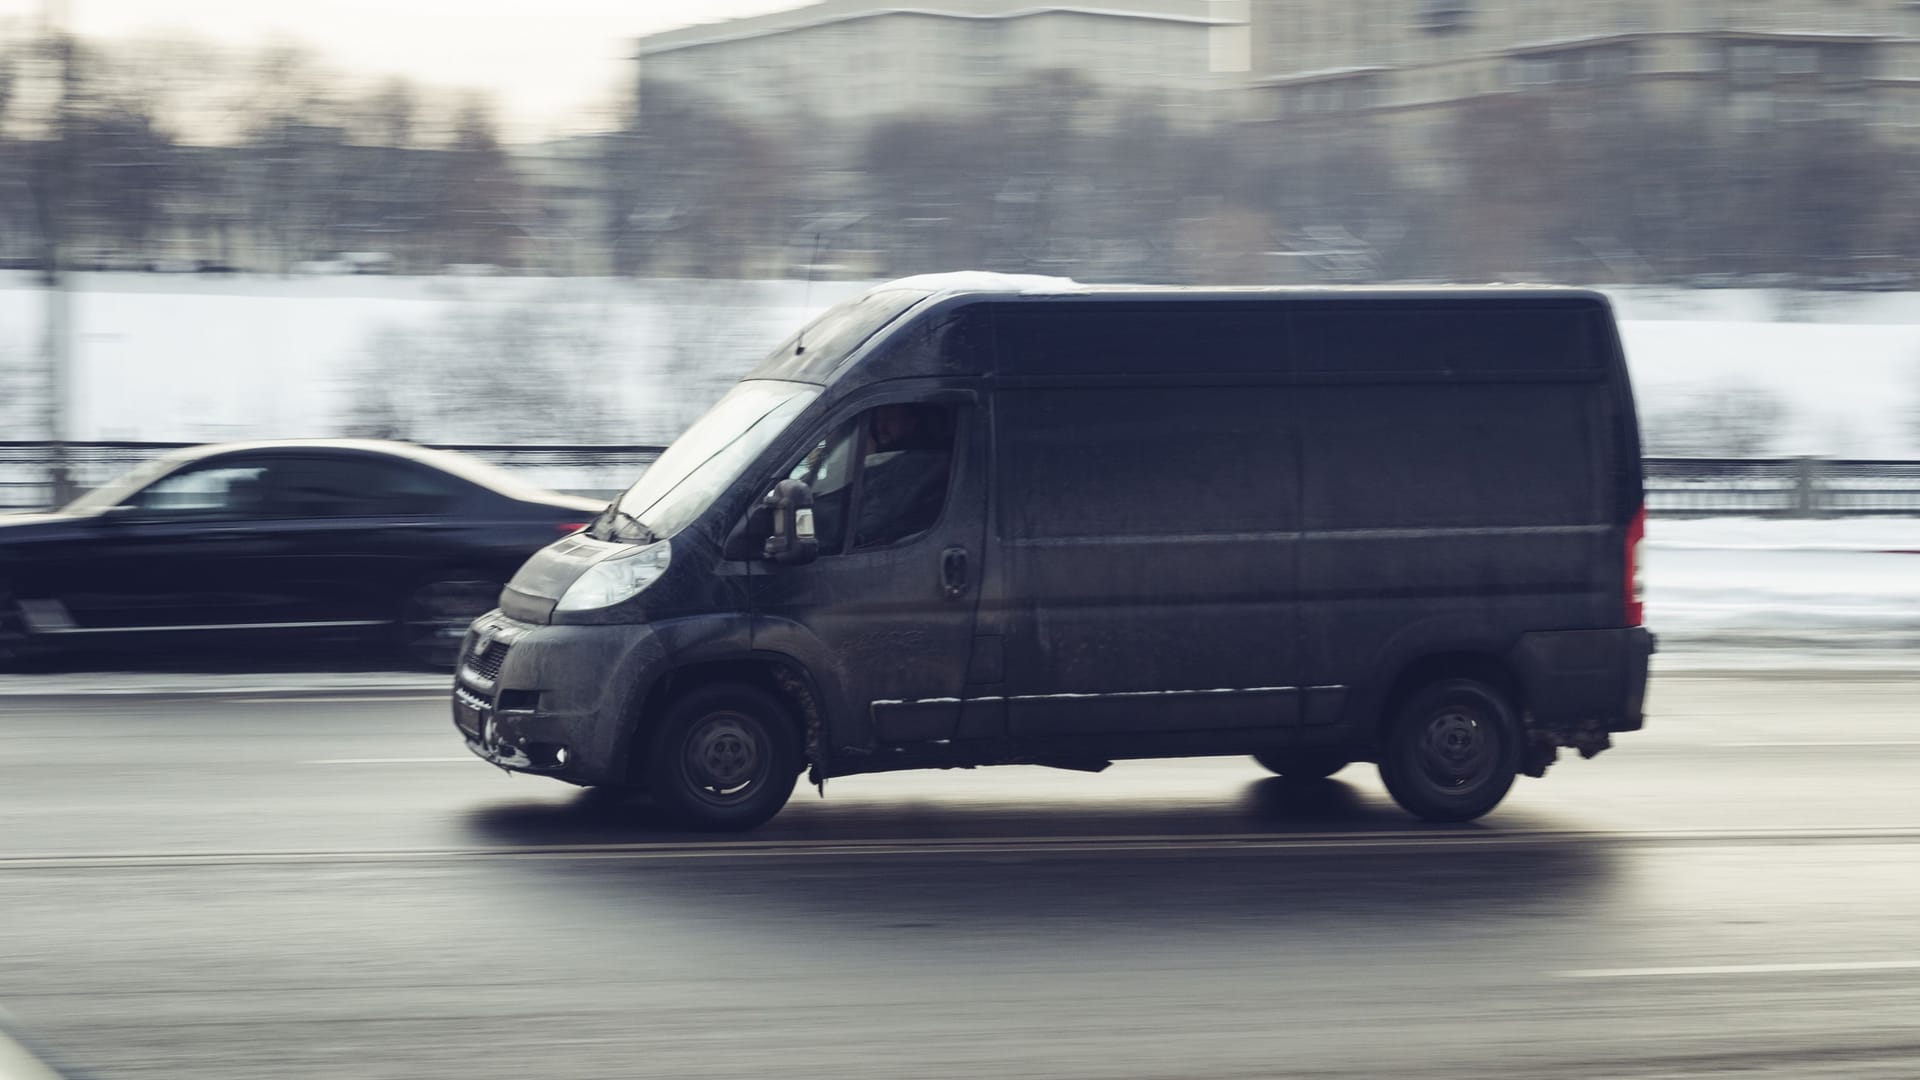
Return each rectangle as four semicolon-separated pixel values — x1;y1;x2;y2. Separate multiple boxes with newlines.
985;379;1305;739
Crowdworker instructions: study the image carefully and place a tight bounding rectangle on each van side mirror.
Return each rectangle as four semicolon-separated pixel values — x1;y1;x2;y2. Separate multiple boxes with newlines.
762;479;818;566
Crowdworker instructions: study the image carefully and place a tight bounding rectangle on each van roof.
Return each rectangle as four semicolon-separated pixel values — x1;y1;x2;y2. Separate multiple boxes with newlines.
872;272;1609;306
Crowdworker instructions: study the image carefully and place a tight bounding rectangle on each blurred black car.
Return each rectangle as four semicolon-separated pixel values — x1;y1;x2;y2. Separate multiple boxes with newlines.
0;440;604;669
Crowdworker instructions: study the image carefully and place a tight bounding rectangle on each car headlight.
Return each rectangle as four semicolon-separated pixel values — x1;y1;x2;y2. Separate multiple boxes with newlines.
555;540;671;612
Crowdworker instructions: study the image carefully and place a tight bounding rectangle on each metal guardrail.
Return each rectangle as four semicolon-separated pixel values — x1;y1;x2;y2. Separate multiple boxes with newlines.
1;443;1918;517
1645;457;1920;517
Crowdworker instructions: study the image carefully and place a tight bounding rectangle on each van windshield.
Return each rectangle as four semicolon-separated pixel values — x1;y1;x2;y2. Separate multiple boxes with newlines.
599;381;819;543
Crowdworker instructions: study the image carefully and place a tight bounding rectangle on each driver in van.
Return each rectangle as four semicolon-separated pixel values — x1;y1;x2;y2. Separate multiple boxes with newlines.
854;404;953;549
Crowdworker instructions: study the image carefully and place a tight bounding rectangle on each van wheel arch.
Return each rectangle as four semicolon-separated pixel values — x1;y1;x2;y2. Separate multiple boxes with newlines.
1375;652;1526;749
626;656;825;782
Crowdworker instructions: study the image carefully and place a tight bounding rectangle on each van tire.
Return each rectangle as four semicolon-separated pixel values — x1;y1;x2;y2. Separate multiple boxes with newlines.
646;683;800;832
1378;677;1520;823
1252;750;1350;780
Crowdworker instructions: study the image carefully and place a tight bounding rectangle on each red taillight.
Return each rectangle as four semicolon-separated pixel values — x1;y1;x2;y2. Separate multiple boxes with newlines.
1624;505;1646;627
556;522;588;536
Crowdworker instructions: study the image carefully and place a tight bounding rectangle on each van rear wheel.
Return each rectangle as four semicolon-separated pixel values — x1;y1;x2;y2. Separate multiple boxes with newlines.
1378;678;1520;823
645;683;800;832
1252;750;1350;780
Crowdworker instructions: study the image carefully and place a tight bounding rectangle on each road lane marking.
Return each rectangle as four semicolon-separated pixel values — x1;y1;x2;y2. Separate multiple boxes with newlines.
1725;740;1920;748
303;757;472;765
1563;960;1920;979
7;825;1920;871
234;695;447;705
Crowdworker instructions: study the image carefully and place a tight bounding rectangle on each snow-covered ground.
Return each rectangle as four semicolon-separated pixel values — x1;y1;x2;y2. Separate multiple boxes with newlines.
0;274;871;445
1;273;1918;454
1648;517;1920;661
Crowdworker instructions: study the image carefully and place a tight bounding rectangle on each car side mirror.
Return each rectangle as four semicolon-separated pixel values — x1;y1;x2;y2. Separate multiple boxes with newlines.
98;504;141;524
761;479;818;566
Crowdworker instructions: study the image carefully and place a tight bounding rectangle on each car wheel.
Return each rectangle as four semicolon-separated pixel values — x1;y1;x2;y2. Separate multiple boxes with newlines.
398;574;501;670
0;579;28;668
1252;749;1350;780
645;683;800;832
1378;677;1521;823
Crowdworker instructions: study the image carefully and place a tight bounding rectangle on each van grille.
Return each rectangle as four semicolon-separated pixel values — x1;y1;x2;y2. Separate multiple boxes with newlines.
466;639;509;683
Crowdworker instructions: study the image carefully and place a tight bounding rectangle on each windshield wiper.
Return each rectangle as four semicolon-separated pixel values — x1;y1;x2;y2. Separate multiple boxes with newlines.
598;507;657;544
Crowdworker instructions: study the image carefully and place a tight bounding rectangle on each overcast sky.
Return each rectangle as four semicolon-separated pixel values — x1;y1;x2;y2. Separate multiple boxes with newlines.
0;0;811;139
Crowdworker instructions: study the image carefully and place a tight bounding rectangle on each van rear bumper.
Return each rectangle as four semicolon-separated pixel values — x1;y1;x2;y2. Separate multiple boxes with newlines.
1508;627;1655;735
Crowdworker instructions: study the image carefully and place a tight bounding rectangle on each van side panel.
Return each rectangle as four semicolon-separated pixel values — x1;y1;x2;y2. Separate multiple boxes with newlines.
990;384;1303;735
1287;302;1630;742
983;304;1304;740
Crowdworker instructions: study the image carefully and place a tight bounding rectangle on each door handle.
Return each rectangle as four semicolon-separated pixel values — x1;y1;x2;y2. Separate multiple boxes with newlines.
940;546;970;600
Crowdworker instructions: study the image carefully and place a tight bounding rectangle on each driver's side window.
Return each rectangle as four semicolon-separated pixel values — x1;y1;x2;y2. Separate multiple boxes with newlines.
789;419;860;555
785;403;957;556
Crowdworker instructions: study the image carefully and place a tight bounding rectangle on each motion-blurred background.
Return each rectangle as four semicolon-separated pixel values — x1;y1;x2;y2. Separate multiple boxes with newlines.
3;8;1920;1080
3;0;1920;467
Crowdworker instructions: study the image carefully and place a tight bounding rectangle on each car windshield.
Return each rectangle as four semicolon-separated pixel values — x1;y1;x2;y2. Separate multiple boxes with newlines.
601;381;819;543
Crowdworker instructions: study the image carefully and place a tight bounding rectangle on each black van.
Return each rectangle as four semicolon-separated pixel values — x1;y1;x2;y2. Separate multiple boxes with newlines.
453;275;1653;830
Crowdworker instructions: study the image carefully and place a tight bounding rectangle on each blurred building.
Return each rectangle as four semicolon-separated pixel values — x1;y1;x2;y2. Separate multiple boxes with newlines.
636;0;1252;128
508;135;621;275
1251;1;1920;181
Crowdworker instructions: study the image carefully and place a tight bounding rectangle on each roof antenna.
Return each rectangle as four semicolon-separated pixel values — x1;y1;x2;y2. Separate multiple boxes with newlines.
796;231;825;355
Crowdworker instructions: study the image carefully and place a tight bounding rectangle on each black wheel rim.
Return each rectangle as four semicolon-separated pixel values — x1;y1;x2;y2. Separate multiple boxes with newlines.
403;579;497;667
1413;704;1498;795
678;710;771;808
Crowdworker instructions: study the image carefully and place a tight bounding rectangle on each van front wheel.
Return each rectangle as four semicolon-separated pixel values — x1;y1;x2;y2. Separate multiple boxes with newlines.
645;684;801;832
1378;678;1520;823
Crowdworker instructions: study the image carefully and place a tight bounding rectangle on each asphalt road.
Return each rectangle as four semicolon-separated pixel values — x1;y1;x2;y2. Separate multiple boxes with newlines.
2;671;1918;1079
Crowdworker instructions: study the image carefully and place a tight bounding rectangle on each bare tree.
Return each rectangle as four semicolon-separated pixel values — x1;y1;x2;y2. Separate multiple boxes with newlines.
648;278;775;431
1643;381;1792;458
433;95;527;268
858;112;1000;274
613;81;787;277
1906;359;1920;457
343;296;624;444
0;335;25;436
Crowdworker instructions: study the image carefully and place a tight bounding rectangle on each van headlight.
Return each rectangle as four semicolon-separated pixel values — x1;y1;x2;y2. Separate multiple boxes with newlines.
555;541;671;612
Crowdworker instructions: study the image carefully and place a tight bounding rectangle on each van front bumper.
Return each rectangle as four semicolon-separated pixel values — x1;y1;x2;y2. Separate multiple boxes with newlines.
1508;626;1655;737
451;611;668;786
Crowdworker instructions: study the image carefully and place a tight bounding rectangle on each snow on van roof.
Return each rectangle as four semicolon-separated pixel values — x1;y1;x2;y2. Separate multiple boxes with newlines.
868;275;1605;300
872;271;1083;296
